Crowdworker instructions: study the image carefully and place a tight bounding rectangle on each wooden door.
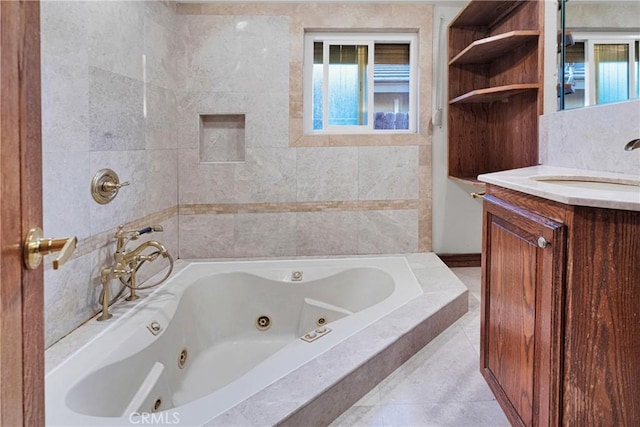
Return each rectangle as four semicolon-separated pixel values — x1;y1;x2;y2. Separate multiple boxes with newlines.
481;194;565;426
0;1;44;425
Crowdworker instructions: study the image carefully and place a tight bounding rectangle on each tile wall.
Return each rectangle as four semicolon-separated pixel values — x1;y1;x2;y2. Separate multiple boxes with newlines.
41;1;179;347
41;1;434;347
539;99;640;175
175;2;433;258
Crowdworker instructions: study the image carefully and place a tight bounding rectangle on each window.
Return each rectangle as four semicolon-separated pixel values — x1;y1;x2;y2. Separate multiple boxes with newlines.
563;32;640;109
304;32;418;134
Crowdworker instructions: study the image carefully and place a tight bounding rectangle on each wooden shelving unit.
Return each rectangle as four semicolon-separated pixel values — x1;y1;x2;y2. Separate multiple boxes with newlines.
447;1;544;185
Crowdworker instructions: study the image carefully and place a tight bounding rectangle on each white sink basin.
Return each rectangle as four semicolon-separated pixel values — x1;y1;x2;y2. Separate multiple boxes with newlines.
530;175;640;193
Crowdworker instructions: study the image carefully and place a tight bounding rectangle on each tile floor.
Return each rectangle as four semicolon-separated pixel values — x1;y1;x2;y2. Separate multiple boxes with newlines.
329;267;510;427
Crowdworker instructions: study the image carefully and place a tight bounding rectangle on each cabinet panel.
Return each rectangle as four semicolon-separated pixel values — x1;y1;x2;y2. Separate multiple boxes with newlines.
563;207;640;425
488;40;539;87
447;103;490;181
481;195;566;426
486;219;537;425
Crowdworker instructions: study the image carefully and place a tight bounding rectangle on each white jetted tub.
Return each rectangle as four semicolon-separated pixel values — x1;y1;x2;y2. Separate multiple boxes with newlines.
46;257;423;426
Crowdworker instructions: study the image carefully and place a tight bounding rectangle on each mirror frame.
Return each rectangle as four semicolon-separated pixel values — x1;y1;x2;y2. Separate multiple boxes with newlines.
559;0;567;110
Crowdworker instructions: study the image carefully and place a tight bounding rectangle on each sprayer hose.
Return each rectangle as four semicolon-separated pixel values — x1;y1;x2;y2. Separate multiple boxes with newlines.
99;251;174;307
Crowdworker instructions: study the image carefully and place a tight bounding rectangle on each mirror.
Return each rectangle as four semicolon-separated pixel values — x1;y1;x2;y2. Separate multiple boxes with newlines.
558;0;640;110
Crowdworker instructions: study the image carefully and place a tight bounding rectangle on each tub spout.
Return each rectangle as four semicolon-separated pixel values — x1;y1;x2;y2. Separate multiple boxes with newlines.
122;240;169;263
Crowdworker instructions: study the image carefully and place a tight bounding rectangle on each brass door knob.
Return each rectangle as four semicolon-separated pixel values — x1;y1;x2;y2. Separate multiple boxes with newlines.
24;227;77;270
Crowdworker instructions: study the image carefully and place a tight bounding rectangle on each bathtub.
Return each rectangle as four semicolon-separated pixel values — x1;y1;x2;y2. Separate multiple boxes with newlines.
46;257;424;426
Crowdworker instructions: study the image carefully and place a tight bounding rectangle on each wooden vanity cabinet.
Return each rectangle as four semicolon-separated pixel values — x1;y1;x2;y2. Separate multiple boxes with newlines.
481;184;640;426
481;188;566;426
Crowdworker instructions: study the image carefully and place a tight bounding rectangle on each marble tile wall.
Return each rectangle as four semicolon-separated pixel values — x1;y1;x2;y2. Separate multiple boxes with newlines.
41;1;179;347
175;2;433;258
41;1;435;347
539;99;640;175
566;2;640;29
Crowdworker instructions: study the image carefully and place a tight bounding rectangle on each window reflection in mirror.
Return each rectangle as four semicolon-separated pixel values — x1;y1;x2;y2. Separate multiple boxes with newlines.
561;34;639;110
557;0;640;110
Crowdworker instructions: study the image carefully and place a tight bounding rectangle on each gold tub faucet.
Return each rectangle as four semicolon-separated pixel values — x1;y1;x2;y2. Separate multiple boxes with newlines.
98;225;172;321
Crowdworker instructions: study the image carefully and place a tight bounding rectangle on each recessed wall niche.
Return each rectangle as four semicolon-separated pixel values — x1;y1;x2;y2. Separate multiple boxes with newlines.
199;114;246;162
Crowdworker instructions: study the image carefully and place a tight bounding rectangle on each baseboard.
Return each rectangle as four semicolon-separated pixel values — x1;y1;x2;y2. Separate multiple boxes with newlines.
437;253;481;268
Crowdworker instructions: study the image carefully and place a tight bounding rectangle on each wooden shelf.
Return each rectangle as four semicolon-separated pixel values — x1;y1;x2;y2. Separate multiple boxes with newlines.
452;0;526;27
449;31;539;65
449;84;539;104
448;175;486;188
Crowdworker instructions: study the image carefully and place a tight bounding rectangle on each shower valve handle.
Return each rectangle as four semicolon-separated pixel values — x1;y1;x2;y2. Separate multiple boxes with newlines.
102;181;130;192
91;168;129;204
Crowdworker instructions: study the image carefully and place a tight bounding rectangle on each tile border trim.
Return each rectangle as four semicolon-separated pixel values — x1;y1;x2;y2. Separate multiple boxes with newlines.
180;199;419;215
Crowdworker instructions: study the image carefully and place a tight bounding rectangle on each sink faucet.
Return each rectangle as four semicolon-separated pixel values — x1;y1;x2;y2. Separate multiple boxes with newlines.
624;139;640;151
98;225;171;321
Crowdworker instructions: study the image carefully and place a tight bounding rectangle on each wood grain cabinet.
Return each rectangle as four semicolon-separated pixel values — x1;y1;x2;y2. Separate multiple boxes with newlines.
481;184;640;426
448;0;544;185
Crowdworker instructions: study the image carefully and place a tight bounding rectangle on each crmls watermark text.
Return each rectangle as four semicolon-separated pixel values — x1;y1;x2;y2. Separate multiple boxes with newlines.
129;412;180;425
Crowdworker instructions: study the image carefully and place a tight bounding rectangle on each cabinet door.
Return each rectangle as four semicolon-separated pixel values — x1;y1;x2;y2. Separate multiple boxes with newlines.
481;196;566;427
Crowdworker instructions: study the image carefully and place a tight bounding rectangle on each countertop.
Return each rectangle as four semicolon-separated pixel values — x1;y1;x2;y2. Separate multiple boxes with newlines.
478;165;640;212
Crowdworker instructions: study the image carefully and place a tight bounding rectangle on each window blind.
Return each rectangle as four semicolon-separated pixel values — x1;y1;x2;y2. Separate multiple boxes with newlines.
314;42;410;64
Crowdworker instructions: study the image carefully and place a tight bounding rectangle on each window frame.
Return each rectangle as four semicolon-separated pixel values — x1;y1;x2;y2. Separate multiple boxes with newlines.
303;32;419;135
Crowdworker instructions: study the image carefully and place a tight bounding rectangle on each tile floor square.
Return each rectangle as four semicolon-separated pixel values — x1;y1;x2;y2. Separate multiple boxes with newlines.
330;267;509;427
